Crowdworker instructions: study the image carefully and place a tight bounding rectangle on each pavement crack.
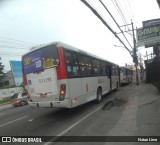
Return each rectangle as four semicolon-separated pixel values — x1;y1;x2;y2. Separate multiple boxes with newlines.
140;98;160;106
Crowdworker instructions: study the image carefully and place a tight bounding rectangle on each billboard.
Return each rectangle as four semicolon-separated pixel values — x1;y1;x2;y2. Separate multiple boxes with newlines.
143;19;160;48
10;61;23;86
143;18;160;27
136;24;160;47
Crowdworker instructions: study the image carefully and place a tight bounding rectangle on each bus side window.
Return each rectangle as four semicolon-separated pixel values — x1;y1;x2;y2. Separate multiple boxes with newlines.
79;55;93;76
101;61;106;75
107;66;111;77
92;59;101;75
64;51;79;77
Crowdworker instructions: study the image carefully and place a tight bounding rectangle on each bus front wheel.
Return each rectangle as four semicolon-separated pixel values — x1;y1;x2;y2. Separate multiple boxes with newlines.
96;88;102;103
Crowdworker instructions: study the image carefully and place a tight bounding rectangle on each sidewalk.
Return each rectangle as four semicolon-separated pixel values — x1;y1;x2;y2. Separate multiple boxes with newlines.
105;81;160;145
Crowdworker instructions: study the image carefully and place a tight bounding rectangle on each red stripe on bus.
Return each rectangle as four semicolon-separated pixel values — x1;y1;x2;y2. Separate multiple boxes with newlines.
86;84;88;92
56;47;67;80
23;74;27;85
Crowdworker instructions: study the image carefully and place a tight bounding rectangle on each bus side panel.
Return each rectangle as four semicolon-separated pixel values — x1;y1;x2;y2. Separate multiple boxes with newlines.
67;78;85;107
82;76;110;102
67;76;111;108
113;76;119;89
82;77;97;102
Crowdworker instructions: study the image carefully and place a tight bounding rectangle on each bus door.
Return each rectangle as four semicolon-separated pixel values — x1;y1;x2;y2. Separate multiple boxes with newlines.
107;66;112;91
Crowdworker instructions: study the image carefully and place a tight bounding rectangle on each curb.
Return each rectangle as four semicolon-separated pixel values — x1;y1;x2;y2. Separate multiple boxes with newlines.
0;103;12;111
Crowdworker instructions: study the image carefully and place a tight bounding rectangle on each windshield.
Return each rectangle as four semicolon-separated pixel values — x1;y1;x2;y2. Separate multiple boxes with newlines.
23;44;59;74
120;68;127;75
11;93;18;99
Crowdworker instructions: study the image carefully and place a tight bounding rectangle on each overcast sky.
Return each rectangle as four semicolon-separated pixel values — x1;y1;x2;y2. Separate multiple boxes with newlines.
0;0;159;72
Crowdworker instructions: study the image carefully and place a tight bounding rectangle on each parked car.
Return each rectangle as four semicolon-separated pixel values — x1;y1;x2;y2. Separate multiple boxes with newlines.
11;92;28;107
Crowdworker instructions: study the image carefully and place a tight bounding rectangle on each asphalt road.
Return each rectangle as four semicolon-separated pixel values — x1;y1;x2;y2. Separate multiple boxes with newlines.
0;82;160;145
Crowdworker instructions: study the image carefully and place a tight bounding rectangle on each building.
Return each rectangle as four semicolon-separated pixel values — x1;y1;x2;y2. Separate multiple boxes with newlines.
0;61;23;88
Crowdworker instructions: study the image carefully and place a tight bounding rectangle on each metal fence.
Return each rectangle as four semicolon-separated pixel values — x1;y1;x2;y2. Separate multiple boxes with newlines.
145;57;160;92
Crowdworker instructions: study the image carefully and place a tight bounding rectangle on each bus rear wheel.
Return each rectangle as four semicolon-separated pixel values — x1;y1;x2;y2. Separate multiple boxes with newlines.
96;88;102;103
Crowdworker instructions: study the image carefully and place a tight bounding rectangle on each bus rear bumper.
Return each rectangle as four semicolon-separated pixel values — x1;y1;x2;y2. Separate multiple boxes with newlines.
28;99;71;108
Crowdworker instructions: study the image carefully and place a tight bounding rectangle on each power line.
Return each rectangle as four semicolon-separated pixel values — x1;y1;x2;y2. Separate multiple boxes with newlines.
114;0;129;24
0;40;34;47
99;0;133;50
0;44;30;49
87;0;115;30
80;0;132;56
126;0;137;27
123;0;132;21
110;0;128;27
0;53;23;56
0;36;37;45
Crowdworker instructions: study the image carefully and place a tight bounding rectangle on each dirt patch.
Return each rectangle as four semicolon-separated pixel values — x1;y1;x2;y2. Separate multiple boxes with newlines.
102;101;113;110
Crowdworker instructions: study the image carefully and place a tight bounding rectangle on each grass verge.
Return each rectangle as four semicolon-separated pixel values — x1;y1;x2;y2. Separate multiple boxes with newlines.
0;98;11;105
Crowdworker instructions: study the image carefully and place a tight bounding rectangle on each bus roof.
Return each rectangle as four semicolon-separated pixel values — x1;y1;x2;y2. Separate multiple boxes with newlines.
22;41;119;66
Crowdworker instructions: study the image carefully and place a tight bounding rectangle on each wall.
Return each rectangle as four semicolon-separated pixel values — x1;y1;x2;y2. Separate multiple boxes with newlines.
0;87;24;101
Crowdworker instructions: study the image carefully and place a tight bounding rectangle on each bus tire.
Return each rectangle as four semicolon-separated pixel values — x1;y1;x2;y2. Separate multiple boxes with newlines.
96;88;102;103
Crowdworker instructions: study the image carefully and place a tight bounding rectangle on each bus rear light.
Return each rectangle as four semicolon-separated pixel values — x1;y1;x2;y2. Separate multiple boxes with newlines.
59;84;66;101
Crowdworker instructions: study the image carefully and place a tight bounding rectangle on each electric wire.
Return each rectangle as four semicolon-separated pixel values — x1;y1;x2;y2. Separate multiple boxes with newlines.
86;0;115;30
0;44;30;49
123;0;132;22
110;0;128;27
126;0;137;27
0;54;23;56
0;40;33;47
80;0;132;56
0;36;36;45
99;0;133;50
114;0;130;25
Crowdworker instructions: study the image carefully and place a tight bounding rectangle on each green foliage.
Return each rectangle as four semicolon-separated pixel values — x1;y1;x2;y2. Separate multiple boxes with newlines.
0;61;4;77
0;97;11;105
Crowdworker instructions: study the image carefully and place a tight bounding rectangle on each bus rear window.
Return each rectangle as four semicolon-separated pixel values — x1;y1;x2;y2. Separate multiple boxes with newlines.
23;45;59;74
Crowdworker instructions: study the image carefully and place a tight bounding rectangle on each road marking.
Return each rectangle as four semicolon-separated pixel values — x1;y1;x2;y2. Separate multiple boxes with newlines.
0;113;5;116
0;115;29;128
44;105;103;145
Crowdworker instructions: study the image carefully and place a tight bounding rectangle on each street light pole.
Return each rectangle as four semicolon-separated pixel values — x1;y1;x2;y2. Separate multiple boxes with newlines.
131;20;139;85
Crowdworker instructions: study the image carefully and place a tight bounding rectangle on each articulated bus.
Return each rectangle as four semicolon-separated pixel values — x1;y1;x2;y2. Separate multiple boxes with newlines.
22;42;119;108
120;67;133;84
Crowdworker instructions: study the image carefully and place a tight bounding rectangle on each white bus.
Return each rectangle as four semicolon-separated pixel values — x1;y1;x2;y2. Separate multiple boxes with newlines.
22;42;120;108
120;67;133;84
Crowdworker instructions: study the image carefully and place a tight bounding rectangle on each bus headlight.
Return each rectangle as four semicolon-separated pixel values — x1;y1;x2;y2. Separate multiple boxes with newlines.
59;84;66;101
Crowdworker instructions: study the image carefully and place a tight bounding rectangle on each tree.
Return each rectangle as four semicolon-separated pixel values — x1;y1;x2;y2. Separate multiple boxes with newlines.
0;60;4;77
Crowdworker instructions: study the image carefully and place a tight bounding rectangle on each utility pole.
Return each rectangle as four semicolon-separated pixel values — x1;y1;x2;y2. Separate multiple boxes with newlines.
115;20;139;85
131;20;139;85
146;51;148;60
81;0;139;85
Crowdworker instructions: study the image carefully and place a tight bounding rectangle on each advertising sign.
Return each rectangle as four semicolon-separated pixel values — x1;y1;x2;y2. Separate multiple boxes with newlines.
136;24;160;47
10;61;23;85
23;49;44;74
143;18;160;27
143;19;160;48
